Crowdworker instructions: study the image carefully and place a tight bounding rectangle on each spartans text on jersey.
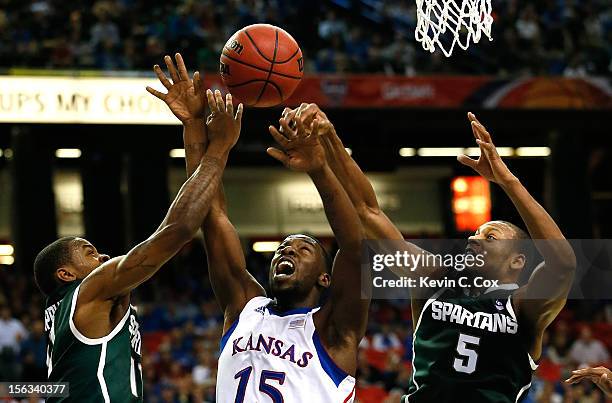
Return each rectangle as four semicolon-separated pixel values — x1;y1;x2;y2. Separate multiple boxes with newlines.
430;300;518;334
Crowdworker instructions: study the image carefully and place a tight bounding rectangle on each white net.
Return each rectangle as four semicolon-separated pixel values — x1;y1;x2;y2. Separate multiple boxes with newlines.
415;0;494;57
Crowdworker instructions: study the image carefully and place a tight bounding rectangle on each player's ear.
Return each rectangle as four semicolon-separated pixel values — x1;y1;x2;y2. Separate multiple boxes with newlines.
317;272;331;289
56;267;78;282
510;253;526;271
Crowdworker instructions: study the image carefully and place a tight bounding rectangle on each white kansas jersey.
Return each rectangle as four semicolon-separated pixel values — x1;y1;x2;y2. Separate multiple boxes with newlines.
217;296;356;402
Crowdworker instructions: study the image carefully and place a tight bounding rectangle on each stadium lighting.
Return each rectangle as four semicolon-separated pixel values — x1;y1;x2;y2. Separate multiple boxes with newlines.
452;178;469;193
417;148;464;157
399;148;416;157
252;241;280;253
3;149;12;159
345;148;352;156
495;147;514;157
0;245;13;256
170;149;186;158
0;256;14;265
464;147;514;157
55;149;82;159
515;147;551;157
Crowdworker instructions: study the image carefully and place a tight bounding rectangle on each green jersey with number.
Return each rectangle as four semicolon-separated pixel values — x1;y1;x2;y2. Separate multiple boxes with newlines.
403;286;537;403
44;281;143;402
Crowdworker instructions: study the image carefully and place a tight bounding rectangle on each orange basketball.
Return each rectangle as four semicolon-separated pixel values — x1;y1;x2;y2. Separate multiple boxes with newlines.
220;24;304;108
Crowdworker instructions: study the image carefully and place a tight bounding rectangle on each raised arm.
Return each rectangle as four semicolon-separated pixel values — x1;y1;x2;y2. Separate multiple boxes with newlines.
289;105;443;304
78;123;235;304
294;105;404;241
267;115;367;352
147;54;265;332
458;113;576;344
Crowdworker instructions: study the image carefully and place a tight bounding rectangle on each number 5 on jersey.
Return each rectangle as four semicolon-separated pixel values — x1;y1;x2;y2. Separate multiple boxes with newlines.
453;333;480;374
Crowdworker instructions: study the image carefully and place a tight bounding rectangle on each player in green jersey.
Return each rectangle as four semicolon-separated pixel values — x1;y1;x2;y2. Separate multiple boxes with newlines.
34;73;243;402
286;104;576;403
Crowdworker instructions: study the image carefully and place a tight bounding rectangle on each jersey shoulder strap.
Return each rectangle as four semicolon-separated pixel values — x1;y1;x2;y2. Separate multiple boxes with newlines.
220;296;272;352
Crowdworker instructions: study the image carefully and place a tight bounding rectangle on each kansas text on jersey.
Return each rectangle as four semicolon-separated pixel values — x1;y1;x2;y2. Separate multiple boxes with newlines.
217;296;356;402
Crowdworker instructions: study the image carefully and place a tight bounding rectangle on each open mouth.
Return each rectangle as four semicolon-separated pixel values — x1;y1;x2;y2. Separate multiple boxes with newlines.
274;258;296;279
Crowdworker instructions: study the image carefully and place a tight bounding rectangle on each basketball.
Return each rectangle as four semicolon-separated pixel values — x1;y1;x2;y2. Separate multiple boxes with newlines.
219;24;304;108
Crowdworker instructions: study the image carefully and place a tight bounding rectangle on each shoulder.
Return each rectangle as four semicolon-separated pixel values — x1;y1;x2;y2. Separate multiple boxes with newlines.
77;256;124;304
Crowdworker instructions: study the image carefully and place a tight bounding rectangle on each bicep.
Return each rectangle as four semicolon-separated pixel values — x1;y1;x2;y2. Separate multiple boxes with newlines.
516;262;573;330
80;224;190;302
327;250;369;339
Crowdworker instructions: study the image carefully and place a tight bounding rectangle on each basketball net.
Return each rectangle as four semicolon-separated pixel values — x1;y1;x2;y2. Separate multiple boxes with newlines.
415;0;493;57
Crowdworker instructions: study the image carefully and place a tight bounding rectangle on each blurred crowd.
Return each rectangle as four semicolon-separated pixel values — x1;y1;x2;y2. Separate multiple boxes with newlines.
1;240;612;402
0;0;610;76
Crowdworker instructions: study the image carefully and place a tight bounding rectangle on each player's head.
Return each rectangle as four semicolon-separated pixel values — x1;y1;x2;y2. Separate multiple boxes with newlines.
466;220;530;283
0;305;10;320
269;234;331;306
34;237;110;297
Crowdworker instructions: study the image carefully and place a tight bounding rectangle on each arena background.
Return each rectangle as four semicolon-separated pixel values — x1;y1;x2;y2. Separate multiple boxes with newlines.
0;0;611;402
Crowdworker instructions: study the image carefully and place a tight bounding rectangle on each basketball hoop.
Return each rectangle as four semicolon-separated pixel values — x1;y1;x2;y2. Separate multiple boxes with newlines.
415;0;493;57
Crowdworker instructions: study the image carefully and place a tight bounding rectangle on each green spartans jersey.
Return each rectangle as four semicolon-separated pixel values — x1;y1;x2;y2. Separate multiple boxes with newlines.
44;281;143;402
403;285;538;403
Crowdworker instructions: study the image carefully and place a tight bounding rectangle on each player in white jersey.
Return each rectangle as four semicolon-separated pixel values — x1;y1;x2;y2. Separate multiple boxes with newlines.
148;54;368;402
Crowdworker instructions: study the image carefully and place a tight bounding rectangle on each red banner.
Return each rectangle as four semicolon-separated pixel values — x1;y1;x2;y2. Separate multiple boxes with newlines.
217;75;611;109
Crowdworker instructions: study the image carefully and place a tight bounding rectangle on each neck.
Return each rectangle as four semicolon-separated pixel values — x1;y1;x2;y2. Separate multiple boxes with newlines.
273;293;319;313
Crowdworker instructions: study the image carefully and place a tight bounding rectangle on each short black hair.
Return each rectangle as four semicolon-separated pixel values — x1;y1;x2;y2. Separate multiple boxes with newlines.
34;237;77;297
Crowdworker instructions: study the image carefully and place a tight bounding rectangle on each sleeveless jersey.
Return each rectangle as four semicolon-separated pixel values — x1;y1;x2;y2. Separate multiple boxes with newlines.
217;296;356;402
44;281;143;402
403;285;538;403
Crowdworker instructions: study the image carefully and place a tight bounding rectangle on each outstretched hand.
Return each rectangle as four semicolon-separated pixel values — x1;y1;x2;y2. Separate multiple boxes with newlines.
457;113;518;186
204;89;243;152
281;103;344;159
268;111;326;173
566;367;612;397
146;53;206;124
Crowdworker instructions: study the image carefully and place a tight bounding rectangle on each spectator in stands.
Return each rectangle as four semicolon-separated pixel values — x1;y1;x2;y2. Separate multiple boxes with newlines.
382;32;415;75
0;0;609;75
569;325;610;367
372;324;402;351
547;322;573;366
20;319;46;381
0;305;27;381
90;5;119;50
318;9;347;40
192;350;214;387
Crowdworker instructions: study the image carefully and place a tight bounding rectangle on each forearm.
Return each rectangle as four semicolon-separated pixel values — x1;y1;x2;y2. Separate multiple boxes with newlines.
162;146;227;235
183;120;226;215
308;165;363;250
183;118;207;177
324;132;379;211
323;132;403;240
502;179;576;268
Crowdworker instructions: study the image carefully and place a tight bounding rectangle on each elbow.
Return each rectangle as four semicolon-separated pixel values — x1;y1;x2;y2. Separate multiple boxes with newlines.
356;203;382;223
558;246;577;274
545;252;577;279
